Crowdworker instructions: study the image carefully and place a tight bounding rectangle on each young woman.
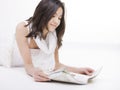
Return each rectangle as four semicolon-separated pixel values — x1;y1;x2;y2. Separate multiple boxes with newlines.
14;0;94;82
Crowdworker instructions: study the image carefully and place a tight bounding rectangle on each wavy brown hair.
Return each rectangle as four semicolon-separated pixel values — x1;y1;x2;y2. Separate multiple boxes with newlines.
26;0;65;49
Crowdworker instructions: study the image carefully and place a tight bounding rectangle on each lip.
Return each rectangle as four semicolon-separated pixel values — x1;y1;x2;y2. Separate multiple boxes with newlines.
51;24;57;28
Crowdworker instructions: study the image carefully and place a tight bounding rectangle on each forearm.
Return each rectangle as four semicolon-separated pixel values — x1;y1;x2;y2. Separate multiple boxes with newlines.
54;47;79;73
54;48;94;75
24;63;34;76
21;54;35;76
54;62;78;73
58;63;79;73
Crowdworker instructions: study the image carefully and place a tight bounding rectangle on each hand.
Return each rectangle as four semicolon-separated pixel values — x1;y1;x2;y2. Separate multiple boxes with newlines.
77;67;94;76
32;68;51;82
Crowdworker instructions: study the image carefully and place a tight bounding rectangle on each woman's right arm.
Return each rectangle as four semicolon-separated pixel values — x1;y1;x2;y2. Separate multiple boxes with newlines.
15;22;50;82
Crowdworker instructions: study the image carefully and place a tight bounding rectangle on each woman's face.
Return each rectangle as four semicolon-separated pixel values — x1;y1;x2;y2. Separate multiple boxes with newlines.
47;7;63;32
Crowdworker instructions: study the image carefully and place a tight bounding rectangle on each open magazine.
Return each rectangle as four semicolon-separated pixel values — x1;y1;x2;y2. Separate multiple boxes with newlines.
47;66;103;84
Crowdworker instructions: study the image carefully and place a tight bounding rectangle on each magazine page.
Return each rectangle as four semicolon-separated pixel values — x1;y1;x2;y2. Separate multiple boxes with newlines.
48;66;102;84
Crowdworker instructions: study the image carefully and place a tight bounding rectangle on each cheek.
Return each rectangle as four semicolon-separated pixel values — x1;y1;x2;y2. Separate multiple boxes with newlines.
57;21;61;26
47;22;51;27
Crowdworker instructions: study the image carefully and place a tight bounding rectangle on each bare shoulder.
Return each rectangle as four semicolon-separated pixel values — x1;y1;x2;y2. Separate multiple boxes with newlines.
15;21;29;36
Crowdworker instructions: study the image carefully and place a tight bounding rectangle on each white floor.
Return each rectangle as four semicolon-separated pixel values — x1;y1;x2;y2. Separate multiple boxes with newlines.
0;42;120;90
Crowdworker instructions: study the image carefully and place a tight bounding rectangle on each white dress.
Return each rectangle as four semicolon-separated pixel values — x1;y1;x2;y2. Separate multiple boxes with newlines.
12;21;57;73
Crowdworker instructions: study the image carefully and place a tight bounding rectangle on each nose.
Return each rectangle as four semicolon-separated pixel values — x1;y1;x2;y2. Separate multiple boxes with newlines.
53;17;60;26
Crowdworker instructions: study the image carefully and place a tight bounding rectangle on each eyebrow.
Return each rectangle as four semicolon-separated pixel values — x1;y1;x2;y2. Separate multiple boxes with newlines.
55;13;62;17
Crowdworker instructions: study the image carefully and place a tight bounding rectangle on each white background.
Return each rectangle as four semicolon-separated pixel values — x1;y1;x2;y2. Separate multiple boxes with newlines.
0;0;120;69
0;0;120;44
0;0;120;89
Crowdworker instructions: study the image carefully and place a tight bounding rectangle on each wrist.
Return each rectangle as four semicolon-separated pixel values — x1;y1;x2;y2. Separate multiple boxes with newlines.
25;64;34;76
54;63;64;70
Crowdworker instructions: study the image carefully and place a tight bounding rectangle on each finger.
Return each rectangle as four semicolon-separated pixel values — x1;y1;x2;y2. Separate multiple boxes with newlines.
86;68;95;73
34;78;50;82
34;75;50;82
84;70;92;76
38;72;50;79
34;69;49;79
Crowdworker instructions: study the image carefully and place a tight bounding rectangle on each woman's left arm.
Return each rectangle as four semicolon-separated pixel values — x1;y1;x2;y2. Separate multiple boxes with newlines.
54;47;94;76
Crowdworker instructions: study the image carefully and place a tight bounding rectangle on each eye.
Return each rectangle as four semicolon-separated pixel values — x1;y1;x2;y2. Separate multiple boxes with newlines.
52;15;55;18
58;17;62;20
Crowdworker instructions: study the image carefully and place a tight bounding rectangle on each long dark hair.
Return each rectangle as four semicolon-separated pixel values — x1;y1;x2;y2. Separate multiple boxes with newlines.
26;0;65;49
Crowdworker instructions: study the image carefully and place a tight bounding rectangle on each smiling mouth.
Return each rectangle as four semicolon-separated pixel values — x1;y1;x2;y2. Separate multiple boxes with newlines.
51;24;57;28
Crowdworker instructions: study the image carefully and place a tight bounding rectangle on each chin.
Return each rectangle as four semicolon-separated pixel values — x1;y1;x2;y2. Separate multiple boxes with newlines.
49;28;56;32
